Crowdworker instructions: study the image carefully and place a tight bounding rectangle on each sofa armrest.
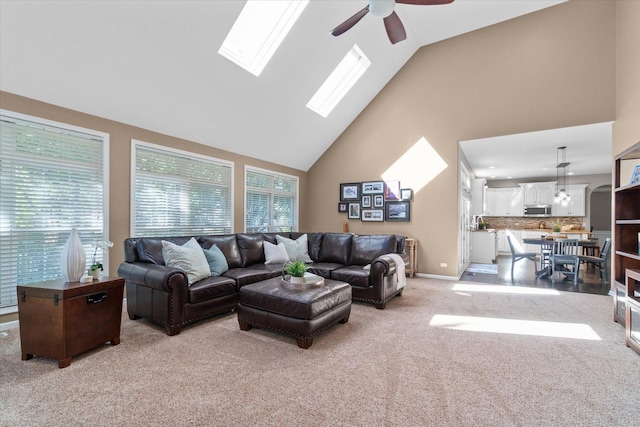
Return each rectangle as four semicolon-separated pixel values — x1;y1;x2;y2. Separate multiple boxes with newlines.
118;262;188;294
370;254;398;277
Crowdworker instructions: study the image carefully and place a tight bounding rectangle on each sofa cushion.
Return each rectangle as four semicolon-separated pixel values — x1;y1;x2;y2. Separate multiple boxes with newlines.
202;244;229;276
276;234;313;263
331;265;370;288
319;233;352;265
223;266;278;288
188;276;237;304
136;236;191;265
161;238;211;285
264;241;289;265
349;234;397;266
307;262;345;279
237;233;265;267
198;235;242;269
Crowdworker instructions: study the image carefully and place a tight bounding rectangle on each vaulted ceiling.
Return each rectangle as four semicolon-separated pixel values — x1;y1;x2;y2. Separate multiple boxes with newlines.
0;0;565;171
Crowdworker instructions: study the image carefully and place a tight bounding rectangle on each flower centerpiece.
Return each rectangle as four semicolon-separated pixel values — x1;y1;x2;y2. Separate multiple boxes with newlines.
89;240;113;279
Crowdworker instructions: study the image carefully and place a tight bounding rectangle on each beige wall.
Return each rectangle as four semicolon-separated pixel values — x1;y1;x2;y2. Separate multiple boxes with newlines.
306;0;617;277
613;0;640;155
0;91;308;323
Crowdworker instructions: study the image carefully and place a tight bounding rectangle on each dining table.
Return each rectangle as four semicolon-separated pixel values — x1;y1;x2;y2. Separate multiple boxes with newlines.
522;237;599;279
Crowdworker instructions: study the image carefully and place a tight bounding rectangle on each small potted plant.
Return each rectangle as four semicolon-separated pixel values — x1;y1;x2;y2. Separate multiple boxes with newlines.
551;222;562;236
283;259;308;284
89;240;114;279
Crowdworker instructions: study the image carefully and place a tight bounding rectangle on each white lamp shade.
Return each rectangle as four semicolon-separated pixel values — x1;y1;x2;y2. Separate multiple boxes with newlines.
369;0;395;18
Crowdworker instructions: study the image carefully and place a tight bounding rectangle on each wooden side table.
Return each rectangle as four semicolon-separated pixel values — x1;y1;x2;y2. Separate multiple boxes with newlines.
405;238;417;277
18;277;124;368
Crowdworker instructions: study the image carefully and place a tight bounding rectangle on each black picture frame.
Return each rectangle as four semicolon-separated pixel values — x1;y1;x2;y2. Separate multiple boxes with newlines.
362;181;385;194
338;202;348;213
385;201;410;222
373;194;384;208
400;188;413;201
361;195;371;208
361;209;384;222
340;183;360;201
384;180;401;201
348;203;361;219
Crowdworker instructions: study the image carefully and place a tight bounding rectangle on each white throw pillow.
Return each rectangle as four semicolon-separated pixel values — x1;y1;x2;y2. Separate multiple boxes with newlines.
161;238;211;285
264;241;290;265
276;234;313;263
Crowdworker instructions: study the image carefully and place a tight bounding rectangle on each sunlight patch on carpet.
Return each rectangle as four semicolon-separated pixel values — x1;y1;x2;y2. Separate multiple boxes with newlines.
429;314;601;340
453;283;561;295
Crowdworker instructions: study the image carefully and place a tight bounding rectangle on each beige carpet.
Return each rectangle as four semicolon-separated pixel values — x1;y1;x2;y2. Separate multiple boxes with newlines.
1;278;639;427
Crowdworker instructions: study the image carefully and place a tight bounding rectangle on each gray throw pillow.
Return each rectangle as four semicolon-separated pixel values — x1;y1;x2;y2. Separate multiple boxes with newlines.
276;234;312;263
264;241;289;264
161;238;211;285
202;244;229;276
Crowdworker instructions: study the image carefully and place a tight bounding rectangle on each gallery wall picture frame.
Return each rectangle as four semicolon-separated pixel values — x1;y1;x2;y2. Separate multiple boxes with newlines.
340;183;361;201
338;202;348;213
362;181;385;194
400;188;413;201
384;180;401;201
361;195;371;208
373;194;384;208
361;209;384;222
385;201;411;222
348;203;361;219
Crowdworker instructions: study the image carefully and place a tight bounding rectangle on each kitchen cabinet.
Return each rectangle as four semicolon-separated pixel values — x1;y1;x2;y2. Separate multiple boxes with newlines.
484;187;523;216
471;179;486;216
520;182;555;205
471;230;497;264
522;230;546;253
553;184;587;216
497;229;522;255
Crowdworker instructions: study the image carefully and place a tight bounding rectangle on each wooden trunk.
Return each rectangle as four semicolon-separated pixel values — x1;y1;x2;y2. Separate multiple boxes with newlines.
17;277;124;368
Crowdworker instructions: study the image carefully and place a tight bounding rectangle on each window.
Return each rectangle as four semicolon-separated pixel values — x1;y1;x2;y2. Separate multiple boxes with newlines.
218;0;309;76
0;110;108;311
245;167;298;233
306;44;371;118
132;141;233;237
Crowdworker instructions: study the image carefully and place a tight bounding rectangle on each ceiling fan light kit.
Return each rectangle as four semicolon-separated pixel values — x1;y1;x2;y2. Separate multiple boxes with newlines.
331;0;455;45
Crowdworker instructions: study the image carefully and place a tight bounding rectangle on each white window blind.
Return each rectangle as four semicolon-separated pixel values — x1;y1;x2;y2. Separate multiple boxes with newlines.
0;111;107;310
132;141;233;237
245;167;298;233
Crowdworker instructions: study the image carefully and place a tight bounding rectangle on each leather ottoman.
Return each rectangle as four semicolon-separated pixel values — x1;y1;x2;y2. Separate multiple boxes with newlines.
237;277;351;348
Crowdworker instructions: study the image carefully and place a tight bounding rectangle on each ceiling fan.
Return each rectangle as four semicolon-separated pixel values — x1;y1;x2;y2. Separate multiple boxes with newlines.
331;0;455;44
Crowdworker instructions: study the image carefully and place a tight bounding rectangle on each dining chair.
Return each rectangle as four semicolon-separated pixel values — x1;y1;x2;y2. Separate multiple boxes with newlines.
550;239;580;283
506;235;537;279
578;237;611;283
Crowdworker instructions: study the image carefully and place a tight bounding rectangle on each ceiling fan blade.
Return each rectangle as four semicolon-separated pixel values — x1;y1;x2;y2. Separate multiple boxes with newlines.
384;11;407;44
396;0;455;5
330;6;370;36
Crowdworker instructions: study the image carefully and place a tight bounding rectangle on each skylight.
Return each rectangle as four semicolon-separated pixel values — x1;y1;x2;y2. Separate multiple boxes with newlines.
307;45;371;118
218;0;309;77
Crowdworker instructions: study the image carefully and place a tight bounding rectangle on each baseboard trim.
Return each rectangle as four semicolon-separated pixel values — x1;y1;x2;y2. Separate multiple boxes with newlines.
1;320;19;330
414;272;458;281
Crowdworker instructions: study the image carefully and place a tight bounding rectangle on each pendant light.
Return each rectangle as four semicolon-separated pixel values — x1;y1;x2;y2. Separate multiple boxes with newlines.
554;146;571;207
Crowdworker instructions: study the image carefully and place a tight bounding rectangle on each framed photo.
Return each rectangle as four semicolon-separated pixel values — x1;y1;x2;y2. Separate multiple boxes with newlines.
384;180;401;201
385;201;411;222
338;202;348;213
361;195;371;208
630;165;640;185
400;188;413;201
340;183;360;201
348;203;361;219
361;209;384;222
373;194;384;208
362;181;385;194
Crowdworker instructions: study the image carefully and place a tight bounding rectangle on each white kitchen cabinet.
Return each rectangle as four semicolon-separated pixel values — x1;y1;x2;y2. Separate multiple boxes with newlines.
520;182;556;205
484;187;522;216
498;229;523;254
553;184;586;216
471;230;497;264
522;230;546;253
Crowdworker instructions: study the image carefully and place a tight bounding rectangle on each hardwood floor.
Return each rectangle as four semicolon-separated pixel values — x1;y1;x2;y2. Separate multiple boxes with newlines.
462;255;611;296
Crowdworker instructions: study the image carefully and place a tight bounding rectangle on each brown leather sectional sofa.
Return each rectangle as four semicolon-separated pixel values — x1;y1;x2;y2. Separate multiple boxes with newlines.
118;232;408;335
